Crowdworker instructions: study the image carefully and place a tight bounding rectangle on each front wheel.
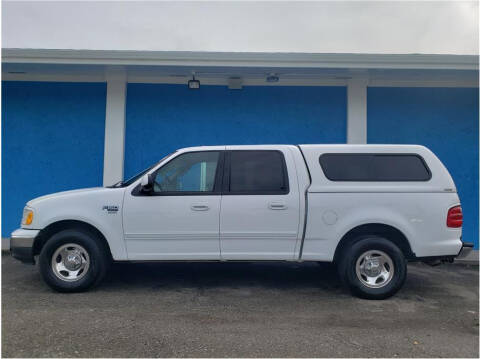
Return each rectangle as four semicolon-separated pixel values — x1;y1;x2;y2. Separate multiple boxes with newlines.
39;229;109;292
338;237;407;300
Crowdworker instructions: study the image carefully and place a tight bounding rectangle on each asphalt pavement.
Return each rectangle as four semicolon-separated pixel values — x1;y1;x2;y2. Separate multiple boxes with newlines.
2;253;479;357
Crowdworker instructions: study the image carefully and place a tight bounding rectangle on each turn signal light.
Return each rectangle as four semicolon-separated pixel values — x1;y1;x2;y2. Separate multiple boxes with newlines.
22;208;34;225
25;211;33;225
447;206;462;228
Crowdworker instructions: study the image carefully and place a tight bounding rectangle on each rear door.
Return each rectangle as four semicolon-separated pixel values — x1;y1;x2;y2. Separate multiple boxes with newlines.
219;147;301;260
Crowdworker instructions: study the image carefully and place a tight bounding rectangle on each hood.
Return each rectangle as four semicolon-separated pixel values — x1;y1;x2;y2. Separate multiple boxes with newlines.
27;187;109;207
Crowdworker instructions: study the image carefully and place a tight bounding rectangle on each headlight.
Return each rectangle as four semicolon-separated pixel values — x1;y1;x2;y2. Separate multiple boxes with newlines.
21;207;34;226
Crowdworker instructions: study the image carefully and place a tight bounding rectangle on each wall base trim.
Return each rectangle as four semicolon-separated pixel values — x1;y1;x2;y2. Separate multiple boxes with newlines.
455;249;479;264
2;237;10;251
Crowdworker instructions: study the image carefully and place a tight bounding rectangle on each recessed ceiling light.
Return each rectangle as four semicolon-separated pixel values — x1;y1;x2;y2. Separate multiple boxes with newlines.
228;77;243;90
266;73;279;83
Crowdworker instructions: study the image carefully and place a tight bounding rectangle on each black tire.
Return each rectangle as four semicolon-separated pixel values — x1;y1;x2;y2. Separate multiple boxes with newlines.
39;229;109;292
337;236;407;300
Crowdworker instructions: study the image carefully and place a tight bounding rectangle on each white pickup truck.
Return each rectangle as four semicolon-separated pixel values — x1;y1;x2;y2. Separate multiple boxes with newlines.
11;145;472;299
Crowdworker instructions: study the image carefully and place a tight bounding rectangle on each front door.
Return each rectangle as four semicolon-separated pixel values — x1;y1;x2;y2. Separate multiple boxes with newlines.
219;148;301;260
123;150;224;260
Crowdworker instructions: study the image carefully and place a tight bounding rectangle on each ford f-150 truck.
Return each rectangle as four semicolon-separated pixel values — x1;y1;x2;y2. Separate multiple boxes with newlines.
10;144;473;299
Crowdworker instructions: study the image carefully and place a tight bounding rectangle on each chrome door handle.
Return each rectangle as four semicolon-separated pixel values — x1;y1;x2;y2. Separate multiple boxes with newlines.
191;204;210;211
269;202;287;210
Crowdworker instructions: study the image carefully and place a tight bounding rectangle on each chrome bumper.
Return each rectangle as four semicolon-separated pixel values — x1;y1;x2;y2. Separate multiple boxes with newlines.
457;241;474;259
10;228;40;264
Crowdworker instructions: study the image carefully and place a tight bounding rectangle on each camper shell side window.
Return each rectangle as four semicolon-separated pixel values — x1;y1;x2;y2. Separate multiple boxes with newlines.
319;153;432;182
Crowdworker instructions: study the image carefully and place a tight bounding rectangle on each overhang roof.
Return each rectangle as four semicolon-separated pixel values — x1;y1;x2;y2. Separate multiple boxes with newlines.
3;49;478;71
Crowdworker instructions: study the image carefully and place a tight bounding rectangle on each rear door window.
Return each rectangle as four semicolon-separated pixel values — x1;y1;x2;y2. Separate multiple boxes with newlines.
319;154;431;181
227;150;289;194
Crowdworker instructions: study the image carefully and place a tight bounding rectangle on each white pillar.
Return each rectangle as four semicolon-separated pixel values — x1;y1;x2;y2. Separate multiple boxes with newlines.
103;66;127;186
347;77;368;144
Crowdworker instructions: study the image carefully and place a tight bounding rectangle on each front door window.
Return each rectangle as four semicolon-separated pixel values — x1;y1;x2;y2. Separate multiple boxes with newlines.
153;151;220;193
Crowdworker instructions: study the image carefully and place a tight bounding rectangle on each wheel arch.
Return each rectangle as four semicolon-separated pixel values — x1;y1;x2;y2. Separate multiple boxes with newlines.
333;223;415;263
33;219;113;260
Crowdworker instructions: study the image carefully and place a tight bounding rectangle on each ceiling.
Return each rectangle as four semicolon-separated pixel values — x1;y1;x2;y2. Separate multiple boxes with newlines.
2;62;478;87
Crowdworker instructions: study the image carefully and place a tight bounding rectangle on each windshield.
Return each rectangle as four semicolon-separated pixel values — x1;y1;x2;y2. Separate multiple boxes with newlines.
108;152;176;188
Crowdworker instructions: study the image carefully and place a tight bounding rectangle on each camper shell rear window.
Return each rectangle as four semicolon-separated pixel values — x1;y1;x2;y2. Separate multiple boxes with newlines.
319;153;431;182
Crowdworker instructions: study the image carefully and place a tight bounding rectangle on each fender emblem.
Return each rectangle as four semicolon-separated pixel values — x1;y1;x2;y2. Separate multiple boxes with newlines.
102;205;119;214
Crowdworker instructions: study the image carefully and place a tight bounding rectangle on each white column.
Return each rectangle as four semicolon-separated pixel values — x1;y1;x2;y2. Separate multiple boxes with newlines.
103;66;127;186
347;77;368;144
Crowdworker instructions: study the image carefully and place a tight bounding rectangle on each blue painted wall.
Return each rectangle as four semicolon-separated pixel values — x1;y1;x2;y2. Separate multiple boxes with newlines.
2;81;106;237
7;81;474;249
368;87;479;248
125;84;347;177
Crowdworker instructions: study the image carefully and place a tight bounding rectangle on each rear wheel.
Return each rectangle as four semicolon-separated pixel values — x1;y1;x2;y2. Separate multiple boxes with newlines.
39;229;109;292
338;237;407;299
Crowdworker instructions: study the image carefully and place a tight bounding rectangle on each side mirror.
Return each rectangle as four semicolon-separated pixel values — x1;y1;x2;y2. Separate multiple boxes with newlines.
140;173;153;193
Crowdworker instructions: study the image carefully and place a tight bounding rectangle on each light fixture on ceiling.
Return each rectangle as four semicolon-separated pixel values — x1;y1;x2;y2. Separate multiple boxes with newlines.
266;73;279;83
188;73;200;89
228;77;243;90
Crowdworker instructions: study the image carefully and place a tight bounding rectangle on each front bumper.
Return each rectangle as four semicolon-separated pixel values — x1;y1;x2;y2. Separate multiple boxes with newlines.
10;228;40;264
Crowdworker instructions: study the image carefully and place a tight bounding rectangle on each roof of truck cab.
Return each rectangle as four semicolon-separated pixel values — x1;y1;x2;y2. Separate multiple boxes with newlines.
179;144;428;149
177;144;299;152
179;144;430;150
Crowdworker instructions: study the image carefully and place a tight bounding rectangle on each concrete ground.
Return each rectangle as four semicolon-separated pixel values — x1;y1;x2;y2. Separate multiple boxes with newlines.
2;254;479;358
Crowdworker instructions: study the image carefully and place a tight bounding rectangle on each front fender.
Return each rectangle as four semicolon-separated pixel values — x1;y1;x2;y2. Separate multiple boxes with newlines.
23;187;128;260
39;214;127;260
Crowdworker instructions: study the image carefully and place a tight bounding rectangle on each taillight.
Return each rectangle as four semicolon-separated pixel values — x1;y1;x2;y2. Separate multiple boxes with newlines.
447;205;463;228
